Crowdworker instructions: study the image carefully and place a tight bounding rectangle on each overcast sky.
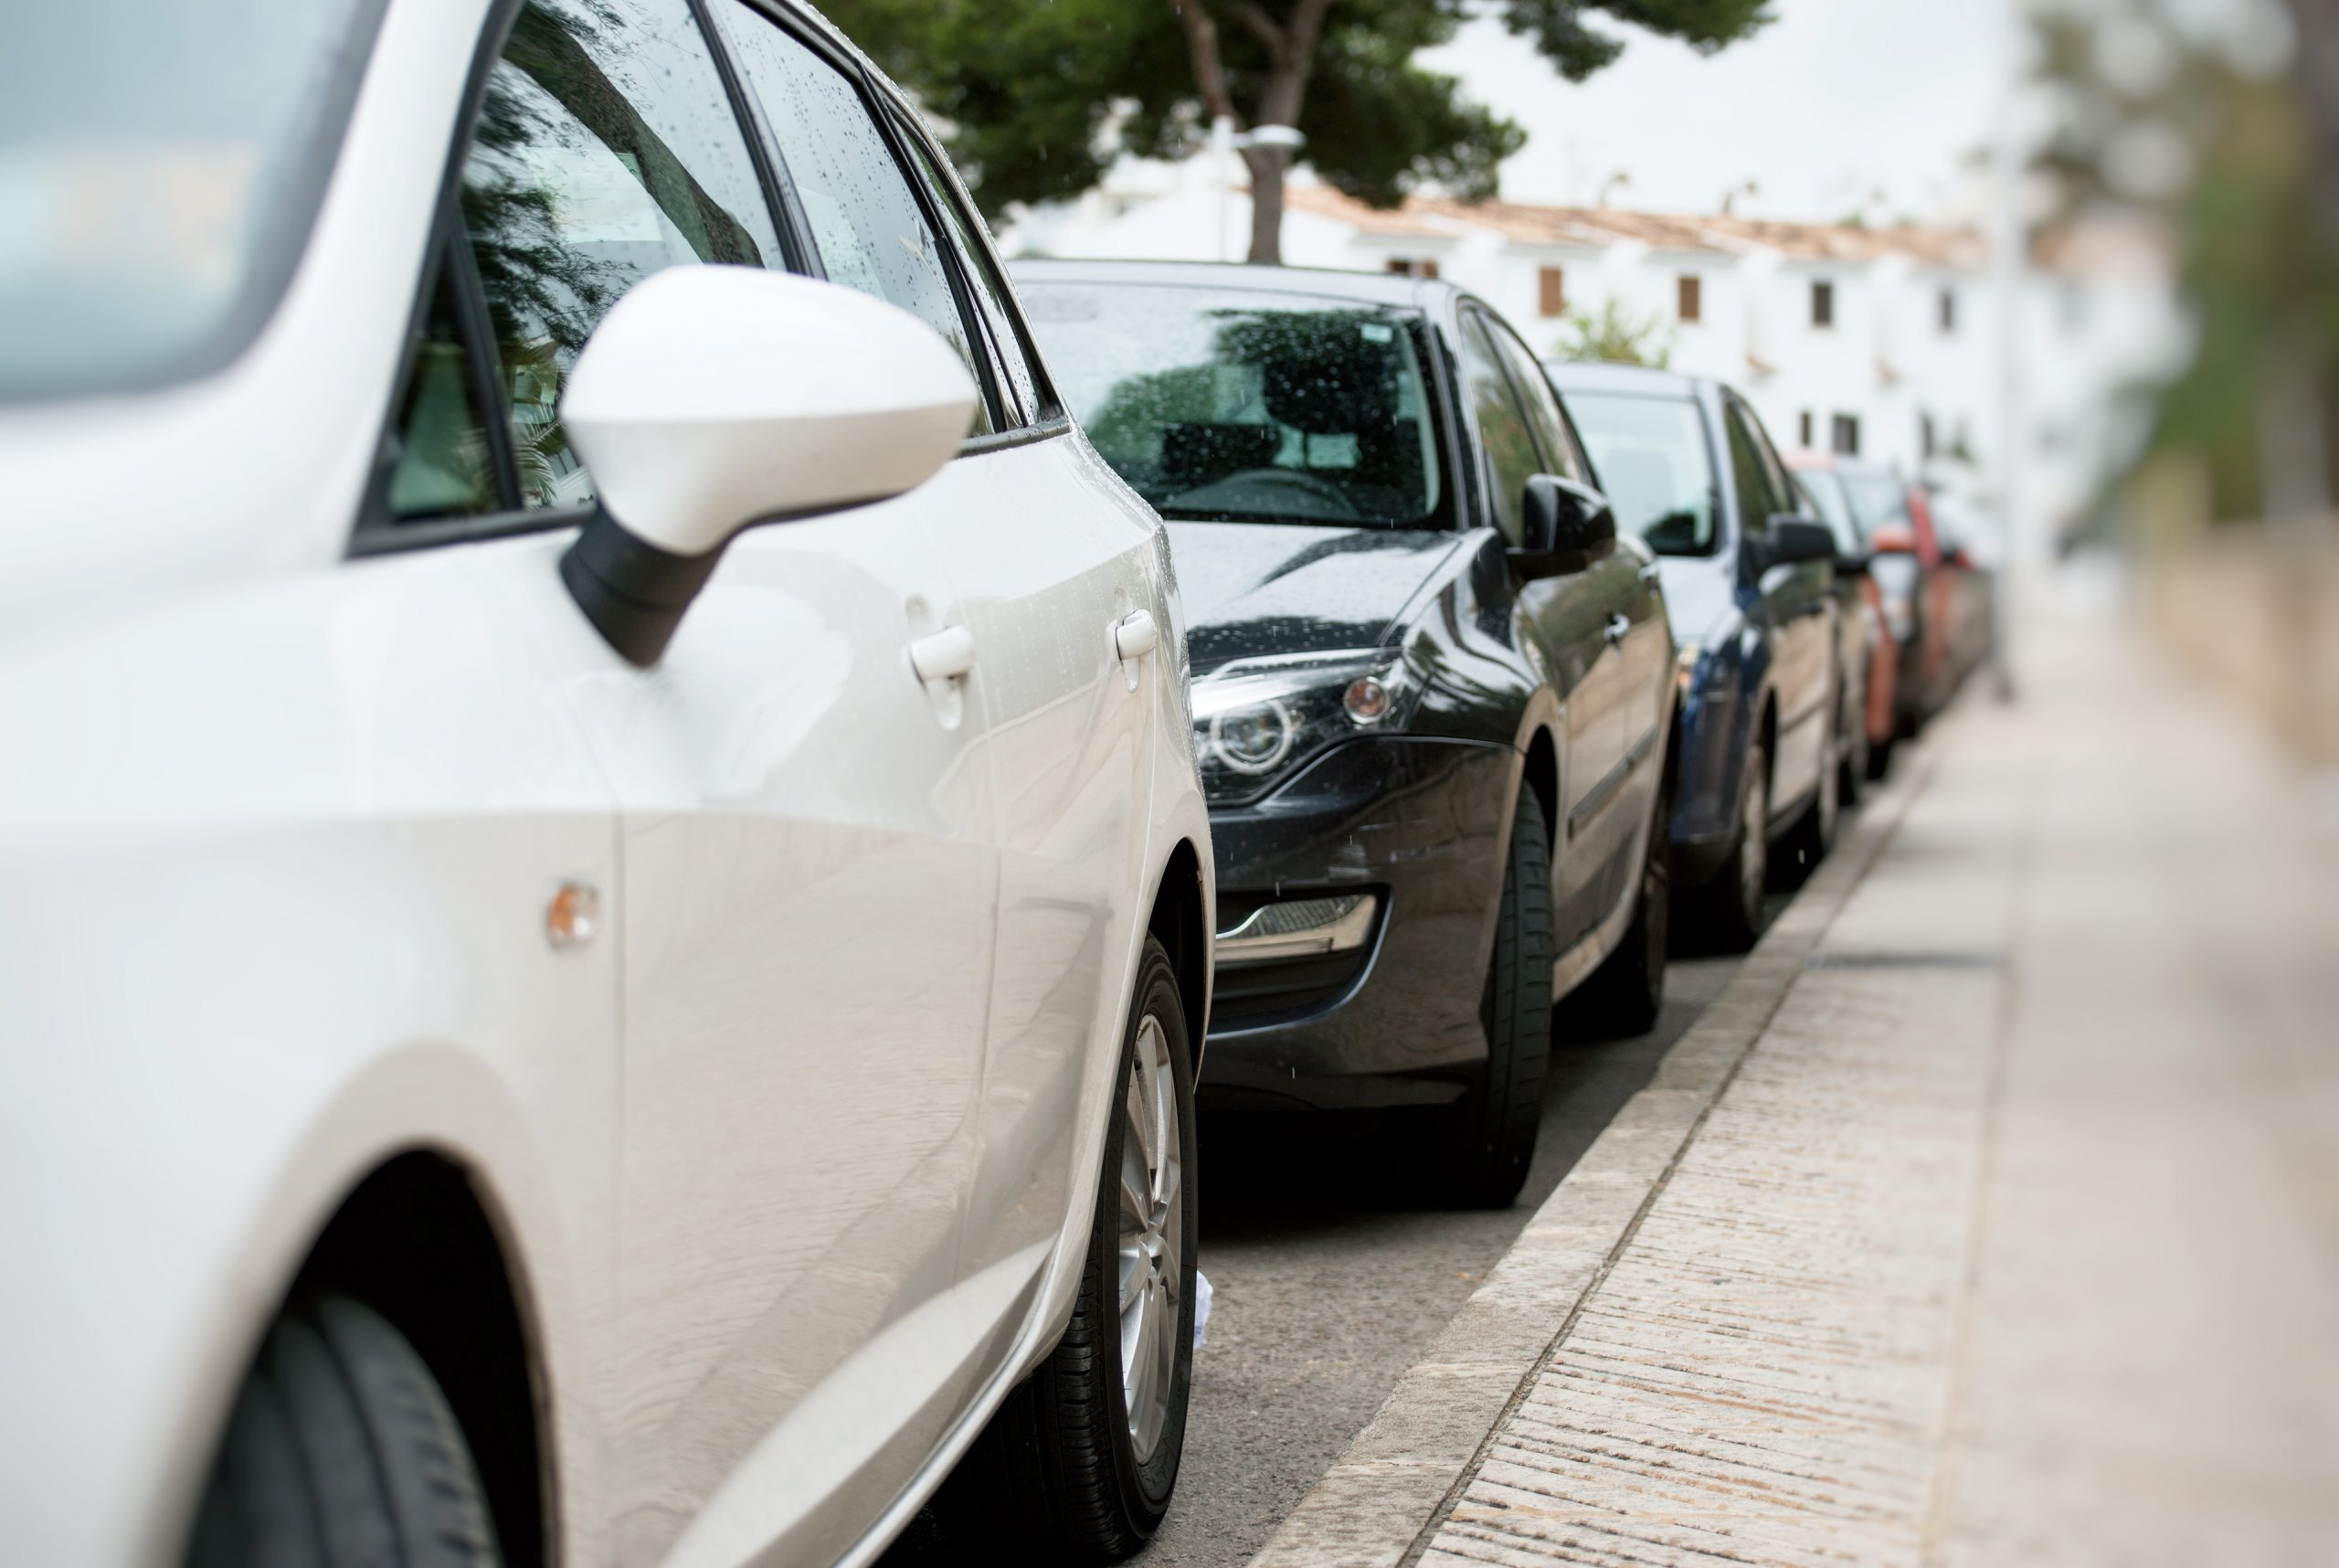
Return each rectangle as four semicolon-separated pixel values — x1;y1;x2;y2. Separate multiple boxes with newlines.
1418;0;2028;225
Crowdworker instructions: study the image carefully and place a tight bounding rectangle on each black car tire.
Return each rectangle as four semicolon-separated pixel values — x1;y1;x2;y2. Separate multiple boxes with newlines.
1838;687;1869;809
1575;765;1670;1039
185;1295;503;1568
1421;790;1554;1209
1781;712;1840;887
1691;732;1771;953
937;937;1198;1563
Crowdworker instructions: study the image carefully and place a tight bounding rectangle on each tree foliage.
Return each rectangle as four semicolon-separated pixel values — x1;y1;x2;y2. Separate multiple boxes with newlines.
826;0;1769;259
1550;299;1674;367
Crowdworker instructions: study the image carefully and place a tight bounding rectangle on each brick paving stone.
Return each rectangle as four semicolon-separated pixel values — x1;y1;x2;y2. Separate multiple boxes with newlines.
1416;605;2339;1568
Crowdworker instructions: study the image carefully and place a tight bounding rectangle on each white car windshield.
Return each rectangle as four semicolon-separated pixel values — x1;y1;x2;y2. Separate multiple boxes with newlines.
0;0;387;402
1023;282;1445;528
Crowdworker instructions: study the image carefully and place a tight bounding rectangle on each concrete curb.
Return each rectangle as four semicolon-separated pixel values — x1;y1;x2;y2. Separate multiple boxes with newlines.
1244;721;1957;1568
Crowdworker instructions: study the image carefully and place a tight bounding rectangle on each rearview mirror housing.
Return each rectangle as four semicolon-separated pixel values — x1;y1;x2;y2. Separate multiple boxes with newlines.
1513;475;1617;577
1762;515;1838;569
558;266;978;665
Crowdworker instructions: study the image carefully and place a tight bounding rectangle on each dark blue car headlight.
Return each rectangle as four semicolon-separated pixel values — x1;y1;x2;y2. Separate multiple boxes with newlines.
1192;648;1417;805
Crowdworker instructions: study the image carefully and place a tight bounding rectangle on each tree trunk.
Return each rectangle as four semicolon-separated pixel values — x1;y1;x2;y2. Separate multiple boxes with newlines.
1243;145;1288;264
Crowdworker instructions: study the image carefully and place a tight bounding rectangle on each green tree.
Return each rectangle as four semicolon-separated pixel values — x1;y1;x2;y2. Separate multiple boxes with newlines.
828;0;1770;262
1551;298;1673;366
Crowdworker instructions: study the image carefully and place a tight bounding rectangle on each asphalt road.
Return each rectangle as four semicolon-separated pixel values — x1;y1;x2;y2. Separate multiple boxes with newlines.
881;943;1748;1568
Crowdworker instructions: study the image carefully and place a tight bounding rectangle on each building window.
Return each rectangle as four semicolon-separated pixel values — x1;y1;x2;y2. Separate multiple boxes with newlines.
1539;266;1566;316
1939;288;1957;334
1385;257;1438;279
1678;275;1702;323
1832;413;1860;456
1799;411;1815;448
1812;280;1836;328
1921;411;1938;460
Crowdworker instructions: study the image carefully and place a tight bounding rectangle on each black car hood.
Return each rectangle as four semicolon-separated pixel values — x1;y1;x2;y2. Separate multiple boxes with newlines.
1167;522;1461;674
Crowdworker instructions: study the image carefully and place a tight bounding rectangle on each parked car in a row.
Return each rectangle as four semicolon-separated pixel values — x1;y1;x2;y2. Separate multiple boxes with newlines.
2;3;1213;1565
1787;455;2000;749
1548;365;1863;947
1017;262;1678;1206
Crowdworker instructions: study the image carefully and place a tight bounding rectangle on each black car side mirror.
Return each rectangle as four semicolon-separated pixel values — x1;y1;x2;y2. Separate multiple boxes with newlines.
1763;515;1837;569
1514;475;1616;577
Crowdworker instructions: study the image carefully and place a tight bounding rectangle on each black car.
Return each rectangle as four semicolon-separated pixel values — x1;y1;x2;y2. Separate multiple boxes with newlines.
1016;260;1675;1207
1545;364;1847;948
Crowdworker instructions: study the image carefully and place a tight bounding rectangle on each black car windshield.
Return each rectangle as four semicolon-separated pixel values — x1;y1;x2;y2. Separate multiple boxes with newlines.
0;0;387;402
1564;393;1720;555
1021;282;1445;527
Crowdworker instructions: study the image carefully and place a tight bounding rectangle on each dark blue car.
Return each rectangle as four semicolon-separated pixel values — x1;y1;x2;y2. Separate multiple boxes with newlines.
1546;364;1850;948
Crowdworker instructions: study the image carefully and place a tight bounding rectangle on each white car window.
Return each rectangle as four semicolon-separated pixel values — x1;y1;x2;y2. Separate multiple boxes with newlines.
709;0;994;436
459;0;782;509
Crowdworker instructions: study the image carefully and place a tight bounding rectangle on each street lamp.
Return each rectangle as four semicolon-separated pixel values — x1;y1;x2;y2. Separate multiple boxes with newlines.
1213;119;1308;262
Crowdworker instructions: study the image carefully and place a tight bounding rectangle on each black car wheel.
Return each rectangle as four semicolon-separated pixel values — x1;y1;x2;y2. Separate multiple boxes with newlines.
1838;683;1869;809
1782;711;1840;887
1418;789;1554;1209
1576;761;1671;1038
1692;732;1771;952
939;937;1198;1563
186;1296;503;1568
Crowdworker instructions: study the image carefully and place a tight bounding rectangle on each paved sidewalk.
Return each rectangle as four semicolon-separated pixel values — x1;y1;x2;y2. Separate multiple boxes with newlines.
1413;604;2339;1565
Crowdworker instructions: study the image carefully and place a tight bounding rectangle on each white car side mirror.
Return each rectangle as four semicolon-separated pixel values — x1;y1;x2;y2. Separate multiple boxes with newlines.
557;265;978;664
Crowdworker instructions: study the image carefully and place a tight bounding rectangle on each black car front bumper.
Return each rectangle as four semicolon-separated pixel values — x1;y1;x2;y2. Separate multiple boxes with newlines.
1201;735;1519;1114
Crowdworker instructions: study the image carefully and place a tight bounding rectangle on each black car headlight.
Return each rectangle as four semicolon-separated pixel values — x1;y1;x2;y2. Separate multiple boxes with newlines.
1192;648;1415;805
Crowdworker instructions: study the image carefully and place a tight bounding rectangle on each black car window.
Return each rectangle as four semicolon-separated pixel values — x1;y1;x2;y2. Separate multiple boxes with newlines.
1478;312;1584;484
1456;313;1540;544
459;0;783;510
1020;281;1445;528
1723;398;1791;529
1563;393;1720;556
710;1;993;437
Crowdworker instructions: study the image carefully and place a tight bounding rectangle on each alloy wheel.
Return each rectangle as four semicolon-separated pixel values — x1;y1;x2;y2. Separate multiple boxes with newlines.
1117;1014;1183;1464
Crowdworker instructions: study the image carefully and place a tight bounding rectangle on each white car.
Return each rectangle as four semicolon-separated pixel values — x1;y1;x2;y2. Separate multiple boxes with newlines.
0;3;1212;1565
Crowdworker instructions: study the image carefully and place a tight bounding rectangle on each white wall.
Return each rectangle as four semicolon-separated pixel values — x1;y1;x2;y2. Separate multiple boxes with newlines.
1006;158;2181;561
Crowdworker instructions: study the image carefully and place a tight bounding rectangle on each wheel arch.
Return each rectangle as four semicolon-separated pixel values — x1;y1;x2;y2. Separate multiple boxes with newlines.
1146;838;1212;1048
293;1150;550;1568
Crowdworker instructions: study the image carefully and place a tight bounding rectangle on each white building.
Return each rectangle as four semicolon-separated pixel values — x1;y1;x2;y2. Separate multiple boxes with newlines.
1005;164;2185;565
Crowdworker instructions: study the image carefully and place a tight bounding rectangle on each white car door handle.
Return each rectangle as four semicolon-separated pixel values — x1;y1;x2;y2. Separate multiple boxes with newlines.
1604;614;1632;645
908;624;977;683
1113;610;1159;662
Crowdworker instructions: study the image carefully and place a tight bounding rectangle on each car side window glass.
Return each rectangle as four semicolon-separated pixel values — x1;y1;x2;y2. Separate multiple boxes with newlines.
899;126;1040;424
387;265;498;521
460;0;782;510
1724;400;1788;527
710;1;992;437
1482;314;1583;483
1455;313;1540;544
